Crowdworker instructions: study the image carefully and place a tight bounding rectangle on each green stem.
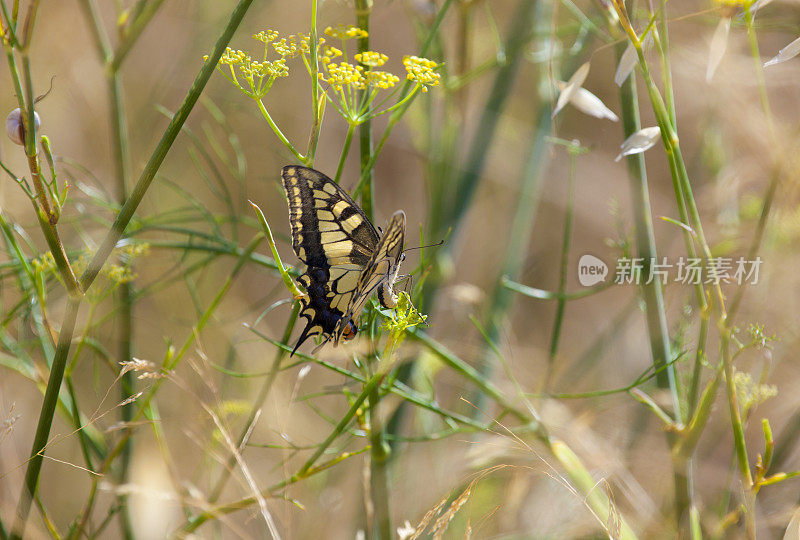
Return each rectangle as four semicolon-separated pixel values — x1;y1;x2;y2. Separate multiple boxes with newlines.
77;2;142;534
11;298;81;540
617;41;677;413
255;98;306;164
334;123;356;183
2;43;79;293
547;145;577;384
687;313;710;416
355;0;374;223
368;381;391;539
656;0;676;127
305;0;321;165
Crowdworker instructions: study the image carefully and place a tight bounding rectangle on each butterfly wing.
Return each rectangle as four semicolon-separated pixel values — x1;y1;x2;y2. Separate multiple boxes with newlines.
333;211;406;344
281;165;380;354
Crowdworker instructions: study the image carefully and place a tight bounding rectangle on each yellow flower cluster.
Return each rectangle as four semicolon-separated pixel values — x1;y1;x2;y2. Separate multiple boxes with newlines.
252;30;279;44
120;242;150;259
104;264;135;284
32;252;56;274
365;70;399;89
273;33;312;58
322;46;342;64
320;61;366;91
217;47;289;84
355;51;388;68
324;24;368;40
403;56;440;91
319;61;400;91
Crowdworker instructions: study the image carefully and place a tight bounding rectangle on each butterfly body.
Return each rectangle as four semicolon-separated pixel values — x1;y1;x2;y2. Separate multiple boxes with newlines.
281;165;405;355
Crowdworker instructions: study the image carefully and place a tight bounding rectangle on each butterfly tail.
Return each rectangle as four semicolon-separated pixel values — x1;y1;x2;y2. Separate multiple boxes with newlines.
291;324;316;356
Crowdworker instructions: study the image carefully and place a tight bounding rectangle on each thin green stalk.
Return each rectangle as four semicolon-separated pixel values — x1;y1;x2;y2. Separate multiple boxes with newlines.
617;41;677;410
116;281;134;540
546;145;578;386
11;297;81;540
2;44;79;293
355;0;374;223
615;34;695;532
78;2;143;534
656;0;676;127
368;381;391;540
675;365;723;460
108;30;136;540
502;277;613;300
688;315;710;415
305;0;321;164
334;123;356;183
79;0;256;291
255;98;306;164
16;0;38;50
721;331;754;490
743;2;773;135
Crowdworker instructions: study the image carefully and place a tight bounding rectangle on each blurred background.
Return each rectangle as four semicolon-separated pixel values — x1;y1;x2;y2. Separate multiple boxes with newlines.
2;0;800;538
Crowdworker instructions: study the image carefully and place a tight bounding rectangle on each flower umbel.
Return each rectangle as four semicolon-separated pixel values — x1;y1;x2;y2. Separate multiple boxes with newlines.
380;292;427;348
324;24;368;41
316;30;438;123
403;55;441;91
206;29;317;99
355;51;388;68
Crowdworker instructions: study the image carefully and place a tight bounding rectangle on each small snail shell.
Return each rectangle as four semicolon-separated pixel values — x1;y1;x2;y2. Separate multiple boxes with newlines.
5;108;41;146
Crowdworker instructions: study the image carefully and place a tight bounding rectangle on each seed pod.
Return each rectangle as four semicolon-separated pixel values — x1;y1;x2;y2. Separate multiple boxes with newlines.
5;108;41;146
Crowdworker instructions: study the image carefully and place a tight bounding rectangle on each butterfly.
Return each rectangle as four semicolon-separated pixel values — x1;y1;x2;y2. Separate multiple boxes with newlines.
281;165;405;355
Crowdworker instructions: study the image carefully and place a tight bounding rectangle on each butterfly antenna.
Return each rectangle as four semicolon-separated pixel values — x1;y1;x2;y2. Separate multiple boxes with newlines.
311;334;332;355
402;239;445;253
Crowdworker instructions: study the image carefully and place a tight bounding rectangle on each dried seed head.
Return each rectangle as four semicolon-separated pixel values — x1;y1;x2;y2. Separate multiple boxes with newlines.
5;108;41;146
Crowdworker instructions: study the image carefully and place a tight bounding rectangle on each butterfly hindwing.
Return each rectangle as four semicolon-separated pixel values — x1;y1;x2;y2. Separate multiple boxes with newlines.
283;165;405;354
334;211;406;341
